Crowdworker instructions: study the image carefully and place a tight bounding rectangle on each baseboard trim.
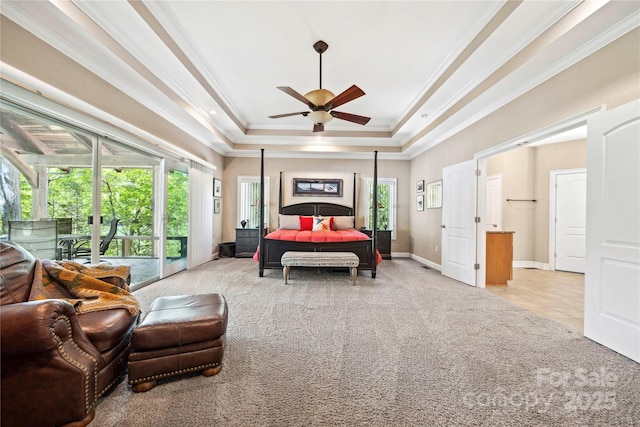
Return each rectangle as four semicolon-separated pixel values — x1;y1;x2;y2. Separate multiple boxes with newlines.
513;261;551;270
390;252;411;258
410;254;442;272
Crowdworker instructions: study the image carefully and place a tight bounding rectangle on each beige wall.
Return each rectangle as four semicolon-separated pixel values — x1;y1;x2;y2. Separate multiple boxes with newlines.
221;156;411;253
486;140;587;264
410;29;640;266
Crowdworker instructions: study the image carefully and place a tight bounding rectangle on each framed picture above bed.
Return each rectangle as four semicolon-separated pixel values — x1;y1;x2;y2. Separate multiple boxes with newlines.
293;178;343;197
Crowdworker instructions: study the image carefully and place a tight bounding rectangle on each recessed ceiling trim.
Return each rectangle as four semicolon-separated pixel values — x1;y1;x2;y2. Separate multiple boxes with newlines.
245;129;392;138
229;150;409;161
391;0;522;136
402;1;581;144
231;144;402;154
422;15;640;157
48;0;235;149
128;0;246;135
401;0;611;153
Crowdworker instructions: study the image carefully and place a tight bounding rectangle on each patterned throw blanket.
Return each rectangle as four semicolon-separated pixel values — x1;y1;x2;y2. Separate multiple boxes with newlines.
28;260;140;315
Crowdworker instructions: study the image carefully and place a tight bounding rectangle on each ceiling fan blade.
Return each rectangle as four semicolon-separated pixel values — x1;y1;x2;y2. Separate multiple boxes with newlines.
330;111;371;125
324;85;365;110
277;86;316;108
268;111;309;119
313;123;324;133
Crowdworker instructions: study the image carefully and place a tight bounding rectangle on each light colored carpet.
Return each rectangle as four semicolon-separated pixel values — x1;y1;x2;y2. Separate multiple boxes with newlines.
93;258;640;426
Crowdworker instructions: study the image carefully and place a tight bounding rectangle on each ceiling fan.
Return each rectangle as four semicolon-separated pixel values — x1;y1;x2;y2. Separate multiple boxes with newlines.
269;40;371;133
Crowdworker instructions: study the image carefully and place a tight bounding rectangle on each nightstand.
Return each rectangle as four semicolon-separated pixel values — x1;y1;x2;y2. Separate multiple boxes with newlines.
235;228;267;258
363;229;392;260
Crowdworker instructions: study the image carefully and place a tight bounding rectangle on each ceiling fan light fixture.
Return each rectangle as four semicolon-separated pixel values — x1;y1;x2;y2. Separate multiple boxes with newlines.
304;89;335;107
269;41;370;132
308;111;333;125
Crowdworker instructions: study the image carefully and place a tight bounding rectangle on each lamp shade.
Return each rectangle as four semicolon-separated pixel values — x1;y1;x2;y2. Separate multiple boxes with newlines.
308;111;333;125
304;89;334;106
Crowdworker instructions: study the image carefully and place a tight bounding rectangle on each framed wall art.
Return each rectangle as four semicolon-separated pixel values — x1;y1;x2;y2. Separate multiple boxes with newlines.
416;180;424;193
416;194;424;211
214;198;221;214
213;178;222;197
293;178;343;197
426;180;443;209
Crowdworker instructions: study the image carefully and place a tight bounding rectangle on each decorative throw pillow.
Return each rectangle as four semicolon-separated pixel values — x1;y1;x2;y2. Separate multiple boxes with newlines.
299;216;314;231
332;216;355;230
278;214;300;230
312;216;333;232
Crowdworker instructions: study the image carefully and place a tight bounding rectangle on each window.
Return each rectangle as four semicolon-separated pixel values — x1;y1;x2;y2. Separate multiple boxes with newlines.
237;176;270;229
0;97;188;287
365;177;397;239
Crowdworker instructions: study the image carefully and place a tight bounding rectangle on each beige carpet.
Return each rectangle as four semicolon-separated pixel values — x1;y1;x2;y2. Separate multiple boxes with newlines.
92;258;640;426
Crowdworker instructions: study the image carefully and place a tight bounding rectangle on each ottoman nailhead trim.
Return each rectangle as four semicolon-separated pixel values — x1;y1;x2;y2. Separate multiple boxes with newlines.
128;361;222;385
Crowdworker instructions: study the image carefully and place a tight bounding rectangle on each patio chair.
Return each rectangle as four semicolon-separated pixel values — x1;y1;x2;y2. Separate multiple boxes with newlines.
56;217;73;234
51;217;74;258
72;218;120;260
8;220;60;260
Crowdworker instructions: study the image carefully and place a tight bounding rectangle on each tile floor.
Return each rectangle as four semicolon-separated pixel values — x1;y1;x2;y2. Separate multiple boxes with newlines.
485;267;585;333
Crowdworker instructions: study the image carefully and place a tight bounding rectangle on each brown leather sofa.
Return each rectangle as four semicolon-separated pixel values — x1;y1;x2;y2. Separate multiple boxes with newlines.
0;241;140;427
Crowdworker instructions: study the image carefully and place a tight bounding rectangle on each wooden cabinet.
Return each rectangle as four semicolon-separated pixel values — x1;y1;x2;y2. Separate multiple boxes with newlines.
364;229;392;260
235;228;267;258
486;231;514;285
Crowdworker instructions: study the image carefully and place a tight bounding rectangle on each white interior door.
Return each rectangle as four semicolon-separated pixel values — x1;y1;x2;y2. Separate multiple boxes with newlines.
555;171;586;273
584;99;640;362
441;159;477;286
485;175;502;231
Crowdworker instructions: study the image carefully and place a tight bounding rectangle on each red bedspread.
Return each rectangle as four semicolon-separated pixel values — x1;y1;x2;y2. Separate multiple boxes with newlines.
253;229;382;264
265;228;371;242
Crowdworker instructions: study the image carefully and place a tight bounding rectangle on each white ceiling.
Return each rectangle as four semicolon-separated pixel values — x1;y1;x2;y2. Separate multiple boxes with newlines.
1;1;638;159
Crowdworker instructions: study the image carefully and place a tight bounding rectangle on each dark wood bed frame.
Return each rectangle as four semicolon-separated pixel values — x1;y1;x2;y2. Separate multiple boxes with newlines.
258;150;379;278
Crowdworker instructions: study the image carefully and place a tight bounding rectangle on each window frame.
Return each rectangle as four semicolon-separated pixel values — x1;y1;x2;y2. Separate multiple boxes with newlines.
237;176;270;229
364;177;397;240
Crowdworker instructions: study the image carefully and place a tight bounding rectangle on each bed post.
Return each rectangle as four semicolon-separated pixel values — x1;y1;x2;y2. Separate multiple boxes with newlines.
352;172;356;214
259;148;265;277
372;150;378;278
279;171;283;213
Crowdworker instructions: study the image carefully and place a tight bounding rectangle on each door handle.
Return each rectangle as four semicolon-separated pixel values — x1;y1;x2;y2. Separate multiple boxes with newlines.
441;225;446;229
492;224;498;228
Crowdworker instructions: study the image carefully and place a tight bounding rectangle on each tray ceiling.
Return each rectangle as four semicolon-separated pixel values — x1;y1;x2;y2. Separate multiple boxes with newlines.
1;1;638;159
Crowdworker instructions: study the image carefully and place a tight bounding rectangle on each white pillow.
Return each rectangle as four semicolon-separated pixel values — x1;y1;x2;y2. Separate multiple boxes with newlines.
332;216;355;230
278;214;300;230
312;216;332;232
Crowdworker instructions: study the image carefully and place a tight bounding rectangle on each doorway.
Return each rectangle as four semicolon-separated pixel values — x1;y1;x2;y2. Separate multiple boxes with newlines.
550;169;586;273
474;112;594;324
485;174;503;231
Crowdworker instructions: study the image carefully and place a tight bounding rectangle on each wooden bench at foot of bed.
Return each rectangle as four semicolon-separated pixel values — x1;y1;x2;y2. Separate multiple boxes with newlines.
281;251;360;285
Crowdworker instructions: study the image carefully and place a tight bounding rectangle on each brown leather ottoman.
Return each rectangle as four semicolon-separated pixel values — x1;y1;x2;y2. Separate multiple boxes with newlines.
128;294;228;392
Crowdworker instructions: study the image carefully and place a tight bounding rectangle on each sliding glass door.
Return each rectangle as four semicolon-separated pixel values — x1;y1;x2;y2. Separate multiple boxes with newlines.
1;98;186;287
164;166;188;276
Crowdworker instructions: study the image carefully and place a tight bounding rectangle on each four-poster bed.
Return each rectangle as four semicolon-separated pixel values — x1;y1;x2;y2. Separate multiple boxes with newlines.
256;149;380;278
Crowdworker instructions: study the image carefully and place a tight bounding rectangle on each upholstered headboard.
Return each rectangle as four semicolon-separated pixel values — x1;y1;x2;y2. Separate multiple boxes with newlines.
280;202;353;216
